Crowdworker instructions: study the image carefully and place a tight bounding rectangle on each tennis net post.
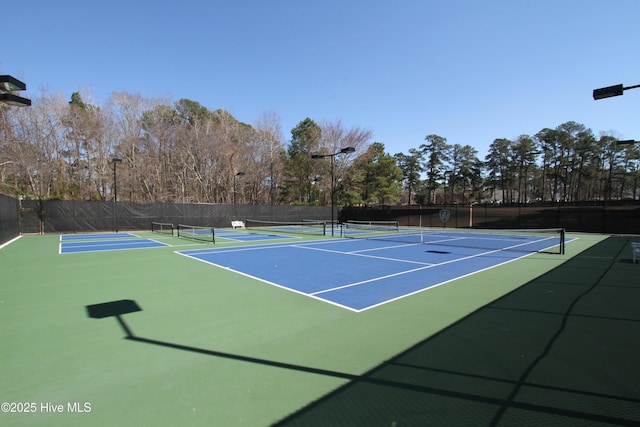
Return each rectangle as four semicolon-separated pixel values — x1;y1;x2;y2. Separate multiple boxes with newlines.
151;222;174;236
177;224;215;243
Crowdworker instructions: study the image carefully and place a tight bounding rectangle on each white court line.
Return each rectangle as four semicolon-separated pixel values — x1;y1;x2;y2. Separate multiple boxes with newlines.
176;250;359;312
311;236;557;296
175;234;575;312
60;239;169;254
293;244;434;266
0;235;21;250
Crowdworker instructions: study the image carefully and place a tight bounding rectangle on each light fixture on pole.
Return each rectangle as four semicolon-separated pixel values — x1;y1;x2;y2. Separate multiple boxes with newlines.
311;147;355;236
112;158;122;232
0;75;31;107
0;75;26;91
0;93;32;106
593;83;640;100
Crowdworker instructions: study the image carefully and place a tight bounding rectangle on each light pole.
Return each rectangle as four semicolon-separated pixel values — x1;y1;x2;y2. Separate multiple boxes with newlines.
233;172;245;205
593;83;639;200
312;147;355;236
233;171;245;220
525;150;541;204
593;83;640;100
443;170;453;204
112;158;122;232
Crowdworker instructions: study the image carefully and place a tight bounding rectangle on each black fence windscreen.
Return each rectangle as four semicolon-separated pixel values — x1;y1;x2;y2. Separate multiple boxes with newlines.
341;203;640;235
20;200;332;234
13;199;640;235
0;193;20;245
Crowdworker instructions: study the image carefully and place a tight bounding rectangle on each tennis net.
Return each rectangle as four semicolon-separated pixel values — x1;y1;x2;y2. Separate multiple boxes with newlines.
245;219;326;236
341;219;399;231
342;222;565;254
177;224;215;243
151;222;174;236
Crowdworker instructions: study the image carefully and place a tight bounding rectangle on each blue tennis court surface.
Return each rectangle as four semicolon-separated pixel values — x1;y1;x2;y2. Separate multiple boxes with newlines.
59;233;168;254
177;231;569;312
60;232;138;241
215;229;295;242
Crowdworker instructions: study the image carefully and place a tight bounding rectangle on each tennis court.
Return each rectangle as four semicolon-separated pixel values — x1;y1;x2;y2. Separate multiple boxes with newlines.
178;227;569;311
2;228;639;426
59;233;169;254
215;229;295;242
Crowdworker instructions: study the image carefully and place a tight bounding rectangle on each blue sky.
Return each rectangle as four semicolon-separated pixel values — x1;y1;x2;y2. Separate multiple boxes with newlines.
4;0;639;159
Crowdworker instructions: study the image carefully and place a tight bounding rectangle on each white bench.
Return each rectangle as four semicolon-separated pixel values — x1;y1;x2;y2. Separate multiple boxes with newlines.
231;220;245;229
632;242;640;264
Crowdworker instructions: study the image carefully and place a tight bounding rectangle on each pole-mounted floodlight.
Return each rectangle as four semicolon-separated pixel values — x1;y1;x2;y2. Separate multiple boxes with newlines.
0;75;31;107
593;83;640;100
0;93;32;107
112;158;123;232
0;75;26;91
311;147;356;236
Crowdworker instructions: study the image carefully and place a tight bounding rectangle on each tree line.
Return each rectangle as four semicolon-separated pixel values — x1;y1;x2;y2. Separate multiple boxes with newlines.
397;123;639;205
1;90;638;207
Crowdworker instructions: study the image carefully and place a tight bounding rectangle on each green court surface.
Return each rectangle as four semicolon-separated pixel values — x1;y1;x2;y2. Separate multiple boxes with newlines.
2;231;639;426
